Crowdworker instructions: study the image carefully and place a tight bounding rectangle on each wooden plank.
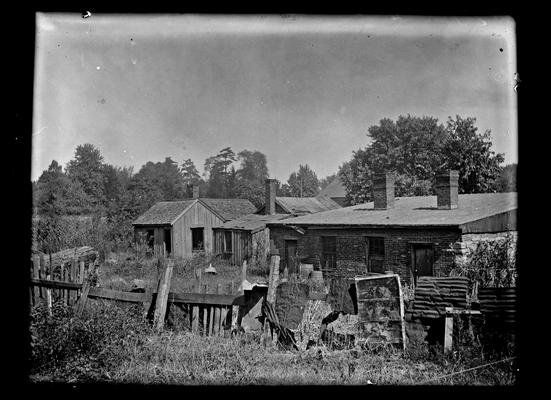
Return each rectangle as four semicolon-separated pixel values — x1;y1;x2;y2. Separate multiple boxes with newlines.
32;255;40;305
154;260;174;331
242;260;247;284
202;284;208;336
266;255;280;303
88;287;147;303
29;278;83;290
213;284;222;336
74;279;91;315
220;306;229;336
191;269;201;334
45;270;52;315
444;307;454;354
168;292;246;306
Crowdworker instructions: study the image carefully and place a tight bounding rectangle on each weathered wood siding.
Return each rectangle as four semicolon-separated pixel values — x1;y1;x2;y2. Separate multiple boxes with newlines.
213;230;254;266
172;201;225;258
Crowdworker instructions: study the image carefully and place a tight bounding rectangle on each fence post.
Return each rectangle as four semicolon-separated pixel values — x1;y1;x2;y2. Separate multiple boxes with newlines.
191;268;201;334
242;260;247;284
264;253;280;346
32;255;40;305
202;284;208;336
444;307;454;355
231;280;240;334
153;259;174;332
214;283;222;336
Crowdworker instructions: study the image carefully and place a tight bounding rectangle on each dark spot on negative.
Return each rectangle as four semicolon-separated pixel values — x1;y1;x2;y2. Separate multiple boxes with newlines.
499;48;503;52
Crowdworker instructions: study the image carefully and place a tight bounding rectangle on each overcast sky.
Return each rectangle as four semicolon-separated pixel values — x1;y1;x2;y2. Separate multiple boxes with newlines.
32;14;517;182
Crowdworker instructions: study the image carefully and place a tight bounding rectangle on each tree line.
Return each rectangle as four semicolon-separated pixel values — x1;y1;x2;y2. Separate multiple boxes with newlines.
32;113;516;253
338;115;516;205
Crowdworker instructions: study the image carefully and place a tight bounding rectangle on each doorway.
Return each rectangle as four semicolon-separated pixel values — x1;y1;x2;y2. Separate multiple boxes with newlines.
412;243;434;284
284;240;298;273
163;228;172;255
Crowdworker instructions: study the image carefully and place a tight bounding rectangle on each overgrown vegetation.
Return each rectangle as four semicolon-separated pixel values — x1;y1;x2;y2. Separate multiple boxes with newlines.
29;297;516;384
451;234;517;299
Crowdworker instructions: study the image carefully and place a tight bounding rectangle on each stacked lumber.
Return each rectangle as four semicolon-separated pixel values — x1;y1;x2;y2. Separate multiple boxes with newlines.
36;246;99;268
410;276;469;319
479;287;516;324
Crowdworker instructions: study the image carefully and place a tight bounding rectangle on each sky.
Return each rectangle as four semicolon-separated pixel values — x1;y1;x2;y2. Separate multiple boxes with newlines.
32;14;517;183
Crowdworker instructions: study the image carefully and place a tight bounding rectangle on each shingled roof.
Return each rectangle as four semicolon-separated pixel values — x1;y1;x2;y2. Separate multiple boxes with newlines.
214;213;292;234
318;176;346;199
258;196;341;215
200;198;257;221
267;193;517;230
133;200;196;226
133;198;257;226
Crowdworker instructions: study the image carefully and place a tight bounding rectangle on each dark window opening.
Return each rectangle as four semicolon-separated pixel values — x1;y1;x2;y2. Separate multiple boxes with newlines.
322;236;337;270
164;228;172;255
366;236;385;273
191;228;204;251
146;229;154;248
284;240;298;273
368;237;385;256
224;231;233;253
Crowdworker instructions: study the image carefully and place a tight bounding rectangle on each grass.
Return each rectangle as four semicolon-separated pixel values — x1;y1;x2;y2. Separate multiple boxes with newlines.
98;251;269;294
29;250;517;385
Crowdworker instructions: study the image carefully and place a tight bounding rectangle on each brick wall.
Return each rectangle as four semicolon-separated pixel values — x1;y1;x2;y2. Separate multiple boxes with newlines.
270;226;464;284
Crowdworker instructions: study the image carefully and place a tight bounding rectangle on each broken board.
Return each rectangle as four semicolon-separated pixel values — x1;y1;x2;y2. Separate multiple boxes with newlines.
354;273;406;350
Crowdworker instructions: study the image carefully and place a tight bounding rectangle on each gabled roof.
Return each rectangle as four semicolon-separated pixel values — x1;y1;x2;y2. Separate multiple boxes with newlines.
267;193;517;229
214;213;293;233
258;196;342;215
199;198;257;222
132;200;196;226
319;176;347;199
132;198;257;226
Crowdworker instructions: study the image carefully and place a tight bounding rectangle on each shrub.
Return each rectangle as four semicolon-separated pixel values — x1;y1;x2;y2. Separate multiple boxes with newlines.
29;299;152;381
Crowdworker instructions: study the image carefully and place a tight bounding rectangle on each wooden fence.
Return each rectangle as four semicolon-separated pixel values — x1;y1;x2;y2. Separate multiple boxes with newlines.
29;255;247;336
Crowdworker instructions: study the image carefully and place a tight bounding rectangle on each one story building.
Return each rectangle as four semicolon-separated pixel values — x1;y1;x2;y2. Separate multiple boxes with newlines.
133;188;256;258
266;171;517;285
212;179;342;266
318;175;348;207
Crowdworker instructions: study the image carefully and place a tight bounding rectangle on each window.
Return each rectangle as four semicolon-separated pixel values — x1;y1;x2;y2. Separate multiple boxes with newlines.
368;237;385;256
191;228;204;251
366;236;385;273
164;228;172;254
146;229;154;247
322;236;337;269
224;231;233;253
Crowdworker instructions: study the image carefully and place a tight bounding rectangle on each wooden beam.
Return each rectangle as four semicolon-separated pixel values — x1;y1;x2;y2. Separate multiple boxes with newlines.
30;278;83;290
74;279;91;316
444;307;454;355
202;284;208;336
214;284;222;336
153;260;174;332
266;255;280;304
88;287;147;303
168;292;246;306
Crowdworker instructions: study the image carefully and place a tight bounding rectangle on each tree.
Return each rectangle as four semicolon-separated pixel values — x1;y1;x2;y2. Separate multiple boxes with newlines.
340;114;505;205
440;116;505;193
495;163;517;192
320;173;337;190
287;164;320;197
236;150;269;184
35;160;89;215
204;147;237;198
65;143;106;209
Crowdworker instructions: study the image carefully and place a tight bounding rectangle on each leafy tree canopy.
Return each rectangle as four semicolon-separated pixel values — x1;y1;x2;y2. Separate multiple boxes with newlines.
287;164;320;197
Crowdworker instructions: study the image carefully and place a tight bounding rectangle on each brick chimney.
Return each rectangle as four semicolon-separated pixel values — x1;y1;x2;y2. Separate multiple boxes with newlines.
435;170;459;209
265;179;277;215
372;173;395;210
192;185;200;199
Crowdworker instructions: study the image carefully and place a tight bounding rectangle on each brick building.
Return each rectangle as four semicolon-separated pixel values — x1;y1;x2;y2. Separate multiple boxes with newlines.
213;179;341;266
267;171;517;285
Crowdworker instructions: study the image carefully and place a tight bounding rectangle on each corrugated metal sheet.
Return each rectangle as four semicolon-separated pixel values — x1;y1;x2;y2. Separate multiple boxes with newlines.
410;276;469;318
479;287;517;324
268;193;517;228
